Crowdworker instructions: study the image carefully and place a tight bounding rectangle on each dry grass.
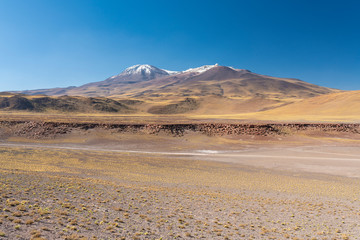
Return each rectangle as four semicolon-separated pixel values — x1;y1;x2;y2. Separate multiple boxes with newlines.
0;146;360;239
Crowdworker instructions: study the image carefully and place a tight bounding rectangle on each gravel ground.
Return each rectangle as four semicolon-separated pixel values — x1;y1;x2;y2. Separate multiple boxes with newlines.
0;146;360;239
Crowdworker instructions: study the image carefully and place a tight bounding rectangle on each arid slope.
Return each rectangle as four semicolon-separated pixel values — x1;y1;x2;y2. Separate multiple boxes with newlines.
245;90;360;122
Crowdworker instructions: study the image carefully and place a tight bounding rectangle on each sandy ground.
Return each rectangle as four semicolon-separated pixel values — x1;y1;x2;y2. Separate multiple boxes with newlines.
1;137;360;178
195;145;360;178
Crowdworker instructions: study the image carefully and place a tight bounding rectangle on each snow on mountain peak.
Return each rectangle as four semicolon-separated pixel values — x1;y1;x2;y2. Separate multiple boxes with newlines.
108;64;179;80
108;63;247;81
123;64;161;75
162;69;179;75
121;64;179;76
183;64;219;74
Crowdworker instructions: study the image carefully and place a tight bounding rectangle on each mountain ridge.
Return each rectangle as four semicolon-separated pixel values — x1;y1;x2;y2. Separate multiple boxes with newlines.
19;64;337;100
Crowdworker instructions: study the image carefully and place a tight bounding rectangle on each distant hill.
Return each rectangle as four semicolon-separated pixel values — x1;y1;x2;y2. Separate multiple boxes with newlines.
0;94;137;113
257;90;360;121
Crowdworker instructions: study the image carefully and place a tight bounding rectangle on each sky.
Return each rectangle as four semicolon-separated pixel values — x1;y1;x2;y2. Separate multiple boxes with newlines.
0;0;359;91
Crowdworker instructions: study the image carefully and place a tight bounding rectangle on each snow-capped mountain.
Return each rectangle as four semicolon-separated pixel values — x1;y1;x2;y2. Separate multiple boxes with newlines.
183;64;219;74
116;64;178;77
105;64;178;84
20;64;335;99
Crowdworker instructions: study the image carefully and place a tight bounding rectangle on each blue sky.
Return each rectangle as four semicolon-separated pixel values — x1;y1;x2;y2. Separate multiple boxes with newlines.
0;0;359;91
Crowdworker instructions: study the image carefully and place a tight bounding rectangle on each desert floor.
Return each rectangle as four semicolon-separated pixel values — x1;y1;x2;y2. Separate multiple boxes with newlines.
0;131;360;240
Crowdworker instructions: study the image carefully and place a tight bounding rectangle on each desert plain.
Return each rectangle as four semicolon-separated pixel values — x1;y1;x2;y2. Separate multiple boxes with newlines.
0;112;360;240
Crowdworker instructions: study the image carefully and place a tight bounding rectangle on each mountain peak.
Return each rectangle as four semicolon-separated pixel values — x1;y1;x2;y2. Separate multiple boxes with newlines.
100;64;179;84
109;64;178;78
183;64;219;74
122;64;164;76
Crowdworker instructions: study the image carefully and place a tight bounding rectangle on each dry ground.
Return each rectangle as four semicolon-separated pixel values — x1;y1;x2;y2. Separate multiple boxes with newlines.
0;144;360;239
2;91;360;124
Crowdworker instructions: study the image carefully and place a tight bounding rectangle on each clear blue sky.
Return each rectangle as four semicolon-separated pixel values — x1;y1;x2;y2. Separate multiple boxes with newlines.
0;0;359;91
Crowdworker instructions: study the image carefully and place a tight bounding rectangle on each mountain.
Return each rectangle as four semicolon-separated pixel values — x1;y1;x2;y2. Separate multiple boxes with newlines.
15;64;343;116
21;64;337;99
119;65;336;100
